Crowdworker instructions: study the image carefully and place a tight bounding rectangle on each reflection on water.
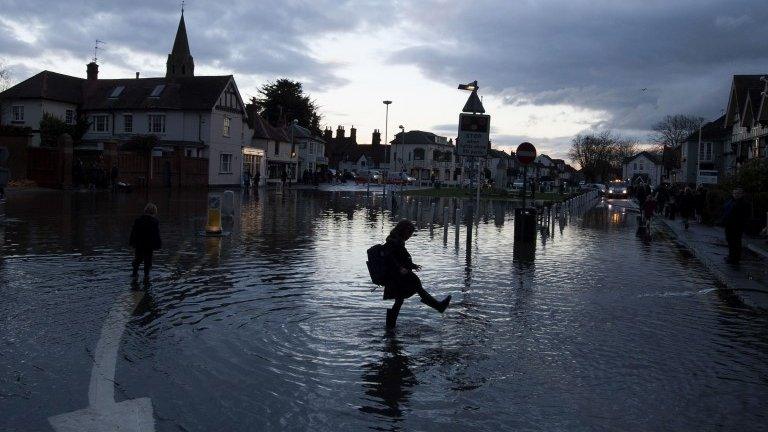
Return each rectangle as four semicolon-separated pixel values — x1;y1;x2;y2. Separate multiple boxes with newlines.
1;191;767;431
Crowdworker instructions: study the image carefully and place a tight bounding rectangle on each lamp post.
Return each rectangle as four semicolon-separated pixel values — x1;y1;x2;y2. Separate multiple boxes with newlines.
398;125;405;193
383;100;392;194
290;119;298;184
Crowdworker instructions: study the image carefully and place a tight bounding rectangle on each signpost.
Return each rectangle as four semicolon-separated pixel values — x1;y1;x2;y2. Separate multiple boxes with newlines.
515;142;537;242
516;141;537;208
456;113;490;158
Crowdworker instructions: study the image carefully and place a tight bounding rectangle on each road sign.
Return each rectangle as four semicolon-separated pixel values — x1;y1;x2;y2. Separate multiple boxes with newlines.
457;113;490;157
516;142;537;165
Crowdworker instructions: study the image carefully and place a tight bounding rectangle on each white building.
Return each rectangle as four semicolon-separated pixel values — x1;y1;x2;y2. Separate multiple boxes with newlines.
389;130;458;186
0;12;250;187
292;123;327;176
622;151;662;186
249;113;298;185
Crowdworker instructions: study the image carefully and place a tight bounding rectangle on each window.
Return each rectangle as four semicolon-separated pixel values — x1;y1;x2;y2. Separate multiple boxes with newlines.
274;141;280;155
124;114;133;133
148;115;165;133
92;115;109;132
309;143;314;154
223;116;231;137
639;163;644;171
413;148;425;160
699;142;713;162
219;153;232;173
150;85;165;97
633;163;637;170
109;86;125;98
65;109;74;125
12;105;24;122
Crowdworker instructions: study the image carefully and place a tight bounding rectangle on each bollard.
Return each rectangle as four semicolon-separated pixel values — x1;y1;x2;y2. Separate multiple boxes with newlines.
455;207;461;241
431;202;437;224
222;190;235;217
205;193;223;234
443;207;449;236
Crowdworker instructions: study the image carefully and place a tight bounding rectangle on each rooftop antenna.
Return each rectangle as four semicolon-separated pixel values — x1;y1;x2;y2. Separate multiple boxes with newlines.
93;39;105;63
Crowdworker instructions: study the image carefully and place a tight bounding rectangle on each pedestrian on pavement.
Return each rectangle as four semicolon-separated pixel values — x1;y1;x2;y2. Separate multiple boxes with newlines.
694;184;707;223
722;188;750;265
253;171;261;188
656;184;669;215
679;186;695;229
280;169;288;189
636;182;648;208
110;165;119;191
382;220;451;328
129;203;162;279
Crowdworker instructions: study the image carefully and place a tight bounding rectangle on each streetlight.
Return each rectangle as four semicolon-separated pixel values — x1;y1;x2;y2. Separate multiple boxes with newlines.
383;100;392;193
290;119;298;182
398;125;405;192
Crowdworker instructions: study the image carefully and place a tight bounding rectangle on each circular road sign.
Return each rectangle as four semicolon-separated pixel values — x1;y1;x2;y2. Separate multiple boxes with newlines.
516;142;537;165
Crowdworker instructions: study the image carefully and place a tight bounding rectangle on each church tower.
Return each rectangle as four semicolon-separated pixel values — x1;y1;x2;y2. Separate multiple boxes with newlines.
166;11;195;78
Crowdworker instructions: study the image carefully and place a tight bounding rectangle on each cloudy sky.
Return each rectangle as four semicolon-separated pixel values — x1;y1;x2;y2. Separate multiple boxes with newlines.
1;0;766;160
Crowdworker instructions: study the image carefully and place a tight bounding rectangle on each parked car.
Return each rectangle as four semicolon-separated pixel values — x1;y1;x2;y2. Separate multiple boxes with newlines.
606;181;628;198
582;183;605;195
387;171;415;185
355;169;382;183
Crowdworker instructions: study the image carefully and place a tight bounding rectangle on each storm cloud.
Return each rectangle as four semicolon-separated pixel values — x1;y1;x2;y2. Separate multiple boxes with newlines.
392;0;768;131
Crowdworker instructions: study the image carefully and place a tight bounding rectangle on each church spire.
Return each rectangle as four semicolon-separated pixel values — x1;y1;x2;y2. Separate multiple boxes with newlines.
166;11;194;78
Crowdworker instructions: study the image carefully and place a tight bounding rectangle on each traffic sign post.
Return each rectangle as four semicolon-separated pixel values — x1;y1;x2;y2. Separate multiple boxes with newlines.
516;142;537;209
456;113;490;158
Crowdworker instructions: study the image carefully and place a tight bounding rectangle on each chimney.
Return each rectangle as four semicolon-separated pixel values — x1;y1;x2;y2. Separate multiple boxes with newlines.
323;127;333;142
372;129;381;146
86;62;99;81
350;125;357;143
336;125;345;139
136;72;140;79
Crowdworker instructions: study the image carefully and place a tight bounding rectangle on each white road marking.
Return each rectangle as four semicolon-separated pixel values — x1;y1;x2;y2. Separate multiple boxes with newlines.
48;291;155;432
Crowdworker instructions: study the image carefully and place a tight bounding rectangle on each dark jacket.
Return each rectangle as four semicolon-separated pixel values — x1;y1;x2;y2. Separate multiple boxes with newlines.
129;214;161;251
722;198;749;232
382;235;420;300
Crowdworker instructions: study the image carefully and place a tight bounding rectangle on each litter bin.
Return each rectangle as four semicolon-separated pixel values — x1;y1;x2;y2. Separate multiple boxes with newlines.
514;208;537;242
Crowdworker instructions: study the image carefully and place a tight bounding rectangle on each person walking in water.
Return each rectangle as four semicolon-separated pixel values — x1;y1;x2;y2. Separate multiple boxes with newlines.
129;203;162;279
383;220;451;328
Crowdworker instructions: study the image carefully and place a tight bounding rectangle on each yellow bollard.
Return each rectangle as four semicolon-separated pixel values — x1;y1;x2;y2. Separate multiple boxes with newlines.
206;194;223;234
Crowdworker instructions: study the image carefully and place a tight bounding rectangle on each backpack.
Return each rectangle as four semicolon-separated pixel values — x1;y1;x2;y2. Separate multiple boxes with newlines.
366;244;391;286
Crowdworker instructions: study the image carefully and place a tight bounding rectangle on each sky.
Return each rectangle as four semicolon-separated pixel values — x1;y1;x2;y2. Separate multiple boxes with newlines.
1;0;766;162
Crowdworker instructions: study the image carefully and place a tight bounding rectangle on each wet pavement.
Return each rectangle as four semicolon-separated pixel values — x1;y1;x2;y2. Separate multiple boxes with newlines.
1;190;767;431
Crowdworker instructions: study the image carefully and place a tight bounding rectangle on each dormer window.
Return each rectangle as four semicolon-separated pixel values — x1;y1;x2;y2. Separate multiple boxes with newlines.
109;86;125;98
150;85;165;98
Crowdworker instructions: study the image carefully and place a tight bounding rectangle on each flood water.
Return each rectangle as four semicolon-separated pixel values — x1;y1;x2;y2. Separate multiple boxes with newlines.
1;189;767;431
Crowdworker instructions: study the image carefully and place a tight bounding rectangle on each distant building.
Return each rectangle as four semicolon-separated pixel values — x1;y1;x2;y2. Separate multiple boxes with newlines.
680;115;728;185
0;11;250;186
622;151;662;186
249;111;297;185
292;124;327;175
324;126;387;173
390;130;457;186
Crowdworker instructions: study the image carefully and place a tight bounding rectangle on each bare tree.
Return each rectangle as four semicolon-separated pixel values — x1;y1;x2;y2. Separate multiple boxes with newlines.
650;114;704;150
0;60;10;92
568;130;637;182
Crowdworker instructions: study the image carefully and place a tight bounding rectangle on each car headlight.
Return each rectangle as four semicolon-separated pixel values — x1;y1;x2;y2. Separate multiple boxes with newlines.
622;188;627;193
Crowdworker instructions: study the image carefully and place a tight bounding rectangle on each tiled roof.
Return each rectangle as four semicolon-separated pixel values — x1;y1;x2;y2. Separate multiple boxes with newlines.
390;130;451;146
0;70;233;112
623;151;661;165
0;71;84;103
82;75;231;111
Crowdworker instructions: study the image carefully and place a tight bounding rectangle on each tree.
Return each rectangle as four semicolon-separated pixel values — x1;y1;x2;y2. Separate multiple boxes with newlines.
248;79;322;134
0;60;10;92
650;114;704;150
39;113;90;147
568;130;638;182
